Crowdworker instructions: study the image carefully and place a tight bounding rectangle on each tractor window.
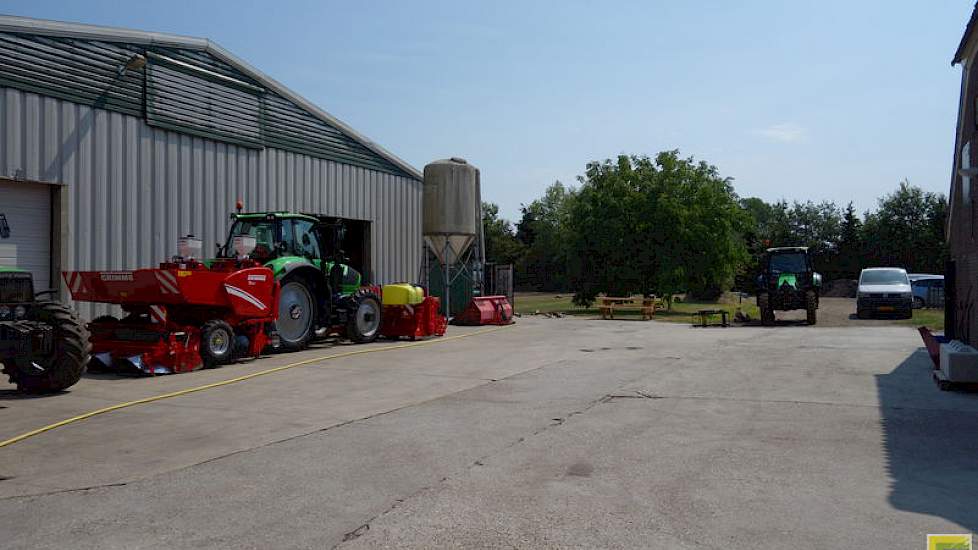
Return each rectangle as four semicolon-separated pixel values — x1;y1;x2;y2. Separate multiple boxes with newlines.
769;253;807;273
226;219;280;259
280;219;298;256
292;219;321;259
860;269;909;285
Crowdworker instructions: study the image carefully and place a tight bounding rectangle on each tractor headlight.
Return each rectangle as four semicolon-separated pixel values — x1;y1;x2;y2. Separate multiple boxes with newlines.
0;305;9;320
14;305;26;319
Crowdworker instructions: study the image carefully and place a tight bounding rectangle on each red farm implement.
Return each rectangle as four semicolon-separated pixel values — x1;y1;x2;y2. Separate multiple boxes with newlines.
453;296;514;326
380;297;447;340
64;259;279;374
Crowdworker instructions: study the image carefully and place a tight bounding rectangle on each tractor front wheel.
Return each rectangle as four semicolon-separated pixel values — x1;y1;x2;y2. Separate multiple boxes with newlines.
806;291;818;325
3;302;91;393
758;293;775;326
346;290;382;344
200;320;235;367
277;278;315;351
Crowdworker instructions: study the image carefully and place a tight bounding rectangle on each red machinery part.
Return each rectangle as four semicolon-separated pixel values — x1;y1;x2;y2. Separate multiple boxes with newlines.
64;260;278;375
380;296;447;340
453;296;515;326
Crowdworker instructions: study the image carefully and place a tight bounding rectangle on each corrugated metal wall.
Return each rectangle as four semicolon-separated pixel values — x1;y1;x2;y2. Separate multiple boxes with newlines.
0;86;423;318
0;30;411;177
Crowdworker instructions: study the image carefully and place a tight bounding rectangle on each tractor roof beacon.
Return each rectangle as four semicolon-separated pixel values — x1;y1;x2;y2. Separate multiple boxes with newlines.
0;268;91;392
755;247;822;326
220;211;382;349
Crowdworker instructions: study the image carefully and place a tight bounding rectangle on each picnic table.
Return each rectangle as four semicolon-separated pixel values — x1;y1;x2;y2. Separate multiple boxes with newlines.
694;308;729;328
599;295;659;321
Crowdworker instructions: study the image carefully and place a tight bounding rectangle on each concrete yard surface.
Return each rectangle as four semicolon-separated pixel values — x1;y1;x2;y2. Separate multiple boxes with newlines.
1;318;976;549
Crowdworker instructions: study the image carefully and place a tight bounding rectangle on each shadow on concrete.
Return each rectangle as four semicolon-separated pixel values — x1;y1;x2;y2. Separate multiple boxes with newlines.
876;350;978;532
736;319;811;328
849;313;912;321
0;388;65;401
81;370;140;381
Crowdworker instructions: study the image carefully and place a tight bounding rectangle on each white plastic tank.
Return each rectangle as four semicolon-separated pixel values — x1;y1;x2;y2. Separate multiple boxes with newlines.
423;158;480;264
177;235;202;260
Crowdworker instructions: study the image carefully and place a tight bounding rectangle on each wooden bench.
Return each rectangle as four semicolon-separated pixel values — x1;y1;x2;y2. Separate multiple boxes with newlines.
694;308;729;327
599;296;659;321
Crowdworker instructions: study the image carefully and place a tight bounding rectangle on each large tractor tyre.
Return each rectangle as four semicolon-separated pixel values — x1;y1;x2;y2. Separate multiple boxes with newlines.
346;290;382;344
805;291;818;325
2;302;91;393
200;320;236;367
277;277;316;351
758;293;775;326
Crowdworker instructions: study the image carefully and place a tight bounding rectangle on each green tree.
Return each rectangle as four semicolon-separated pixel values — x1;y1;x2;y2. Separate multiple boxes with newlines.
736;197;842;281
862;180;946;273
566;151;749;306
481;202;524;266
836;202;863;278
516;181;575;291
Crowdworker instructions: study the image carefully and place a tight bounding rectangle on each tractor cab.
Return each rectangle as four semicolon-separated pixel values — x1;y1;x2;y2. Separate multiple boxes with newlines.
219;211;381;349
221;212;361;286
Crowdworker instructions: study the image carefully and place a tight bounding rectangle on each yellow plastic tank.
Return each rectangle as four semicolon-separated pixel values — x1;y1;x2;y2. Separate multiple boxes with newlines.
382;283;425;306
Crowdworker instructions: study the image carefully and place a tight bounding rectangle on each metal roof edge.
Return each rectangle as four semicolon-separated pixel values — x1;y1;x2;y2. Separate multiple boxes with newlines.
0;14;208;49
205;42;422;181
0;14;423;181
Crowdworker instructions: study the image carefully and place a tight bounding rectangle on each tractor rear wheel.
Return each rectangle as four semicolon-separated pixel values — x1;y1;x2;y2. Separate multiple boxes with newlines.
277;278;315;351
200;320;235;367
806;291;818;325
2;302;91;393
758;293;774;326
346;290;382;344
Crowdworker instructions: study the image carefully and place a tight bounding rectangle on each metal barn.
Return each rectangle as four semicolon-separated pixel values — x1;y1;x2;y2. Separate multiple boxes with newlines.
0;16;423;318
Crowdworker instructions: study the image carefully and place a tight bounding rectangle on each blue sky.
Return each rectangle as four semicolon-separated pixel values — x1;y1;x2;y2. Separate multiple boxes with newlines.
3;1;971;221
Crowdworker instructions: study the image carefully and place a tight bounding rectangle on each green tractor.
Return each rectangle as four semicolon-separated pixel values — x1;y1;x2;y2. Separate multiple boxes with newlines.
217;211;382;350
755;247;822;326
0;267;91;392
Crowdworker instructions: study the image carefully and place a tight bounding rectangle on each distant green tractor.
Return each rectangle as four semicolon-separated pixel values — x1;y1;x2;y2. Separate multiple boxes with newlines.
0;268;91;392
755;247;822;326
217;211;382;350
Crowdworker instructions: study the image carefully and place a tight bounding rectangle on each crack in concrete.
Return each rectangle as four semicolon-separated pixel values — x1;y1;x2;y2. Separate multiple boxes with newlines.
0;482;128;501
334;480;446;548
1;358;577;503
331;392;617;549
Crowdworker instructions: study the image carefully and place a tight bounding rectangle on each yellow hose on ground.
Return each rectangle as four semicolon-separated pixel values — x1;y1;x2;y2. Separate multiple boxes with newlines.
0;325;513;449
